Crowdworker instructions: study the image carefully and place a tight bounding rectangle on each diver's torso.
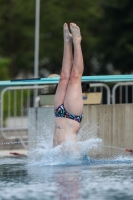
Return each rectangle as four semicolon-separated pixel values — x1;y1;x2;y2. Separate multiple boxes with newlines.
53;117;80;147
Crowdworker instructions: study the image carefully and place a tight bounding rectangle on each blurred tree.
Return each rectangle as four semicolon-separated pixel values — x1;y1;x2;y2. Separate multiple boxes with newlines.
39;0;102;76
97;0;133;74
0;0;35;78
0;0;101;78
0;57;10;80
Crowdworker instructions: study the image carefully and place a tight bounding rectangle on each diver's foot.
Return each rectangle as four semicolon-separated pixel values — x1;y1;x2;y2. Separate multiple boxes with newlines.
70;23;82;43
63;23;72;43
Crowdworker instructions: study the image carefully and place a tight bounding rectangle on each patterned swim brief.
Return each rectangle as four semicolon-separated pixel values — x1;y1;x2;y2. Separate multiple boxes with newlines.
55;104;83;123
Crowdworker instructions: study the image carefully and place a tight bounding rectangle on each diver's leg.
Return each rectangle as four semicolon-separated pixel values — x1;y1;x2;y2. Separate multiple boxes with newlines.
64;23;84;116
54;23;73;110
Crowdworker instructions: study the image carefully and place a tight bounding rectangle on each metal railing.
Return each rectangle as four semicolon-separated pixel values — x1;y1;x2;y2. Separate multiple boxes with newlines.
0;83;110;148
1;79;133;148
112;82;133;104
0;85;44;148
90;83;110;104
0;75;133;148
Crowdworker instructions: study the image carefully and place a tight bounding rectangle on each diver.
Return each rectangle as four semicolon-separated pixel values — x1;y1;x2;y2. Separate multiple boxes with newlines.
53;23;84;147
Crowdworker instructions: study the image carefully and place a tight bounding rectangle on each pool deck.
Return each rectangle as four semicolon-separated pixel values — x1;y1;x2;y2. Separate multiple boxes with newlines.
0;149;28;157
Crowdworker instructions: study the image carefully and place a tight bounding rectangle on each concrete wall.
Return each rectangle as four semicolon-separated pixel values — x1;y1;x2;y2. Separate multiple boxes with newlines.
82;104;133;156
28;104;133;155
82;104;133;148
0;130;28;150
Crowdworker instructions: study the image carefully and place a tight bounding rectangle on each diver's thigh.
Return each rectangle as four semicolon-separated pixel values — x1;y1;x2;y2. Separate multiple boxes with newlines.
64;80;83;115
54;79;68;110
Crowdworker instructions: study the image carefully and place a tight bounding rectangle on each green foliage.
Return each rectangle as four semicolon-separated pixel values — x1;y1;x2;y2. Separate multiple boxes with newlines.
39;0;102;75
0;0;101;77
0;0;35;77
0;57;10;80
97;0;133;73
0;0;133;76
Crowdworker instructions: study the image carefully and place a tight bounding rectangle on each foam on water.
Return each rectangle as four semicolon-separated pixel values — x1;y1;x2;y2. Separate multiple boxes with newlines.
28;137;102;166
1;120;133;166
27;121;133;166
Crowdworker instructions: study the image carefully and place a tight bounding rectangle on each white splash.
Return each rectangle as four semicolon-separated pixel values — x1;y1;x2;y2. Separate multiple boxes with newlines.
28;120;102;166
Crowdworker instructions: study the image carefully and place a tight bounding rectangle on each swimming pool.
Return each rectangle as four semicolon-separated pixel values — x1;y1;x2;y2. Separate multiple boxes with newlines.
0;155;133;200
1;121;133;200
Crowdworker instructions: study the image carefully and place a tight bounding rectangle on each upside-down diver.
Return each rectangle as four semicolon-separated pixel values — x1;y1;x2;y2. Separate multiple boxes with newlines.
53;23;84;148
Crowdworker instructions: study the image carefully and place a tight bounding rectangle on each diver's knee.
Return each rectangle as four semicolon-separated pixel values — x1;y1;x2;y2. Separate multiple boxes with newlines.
69;71;81;82
60;72;70;81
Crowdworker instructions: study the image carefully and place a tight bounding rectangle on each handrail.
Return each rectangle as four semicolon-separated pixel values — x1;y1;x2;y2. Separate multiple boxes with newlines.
112;82;133;104
90;83;110;104
0;85;44;140
0;75;133;86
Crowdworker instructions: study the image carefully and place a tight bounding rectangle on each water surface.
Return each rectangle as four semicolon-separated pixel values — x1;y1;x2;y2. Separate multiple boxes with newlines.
0;156;133;200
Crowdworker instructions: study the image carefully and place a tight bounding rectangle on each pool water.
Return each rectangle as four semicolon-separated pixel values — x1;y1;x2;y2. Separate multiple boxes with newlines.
1;121;133;200
0;155;133;200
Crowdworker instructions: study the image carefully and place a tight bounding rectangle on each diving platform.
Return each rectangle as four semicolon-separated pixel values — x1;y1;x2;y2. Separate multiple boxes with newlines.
0;75;133;86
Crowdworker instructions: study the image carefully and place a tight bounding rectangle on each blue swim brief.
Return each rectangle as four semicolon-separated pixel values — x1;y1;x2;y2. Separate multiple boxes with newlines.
55;104;83;123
